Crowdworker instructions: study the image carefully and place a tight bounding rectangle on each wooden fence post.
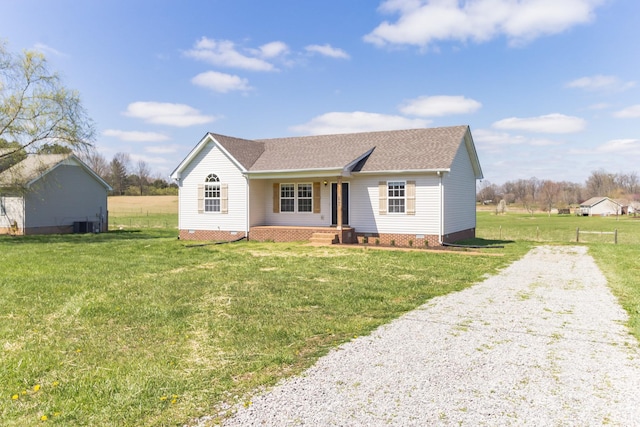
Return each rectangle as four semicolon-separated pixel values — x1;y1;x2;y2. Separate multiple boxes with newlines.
615;229;618;244
576;227;579;242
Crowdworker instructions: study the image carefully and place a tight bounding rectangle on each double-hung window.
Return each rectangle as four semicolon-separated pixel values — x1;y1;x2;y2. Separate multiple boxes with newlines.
280;184;295;212
388;181;406;213
297;184;313;212
276;183;315;213
204;174;221;212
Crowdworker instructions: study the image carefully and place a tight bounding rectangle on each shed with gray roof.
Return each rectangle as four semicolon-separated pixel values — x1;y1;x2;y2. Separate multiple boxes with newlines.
0;153;112;235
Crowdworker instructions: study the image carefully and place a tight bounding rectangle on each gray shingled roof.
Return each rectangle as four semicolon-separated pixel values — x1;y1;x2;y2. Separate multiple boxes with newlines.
580;196;621;207
209;133;265;170
0;154;112;190
0;154;71;187
226;126;472;172
172;125;481;179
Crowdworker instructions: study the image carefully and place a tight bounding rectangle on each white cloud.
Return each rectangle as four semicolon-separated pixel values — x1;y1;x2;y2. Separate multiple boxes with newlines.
364;0;607;48
566;75;636;91
588;103;611;110
305;44;350;59
473;129;527;146
597;139;640;153
473;129;559;150
145;145;181;154
184;37;282;71
124;102;217;127
613;105;640;118
102;129;170;142
191;71;252;93
492;113;586;134
399;95;481;117
256;41;289;58
129;153;170;165
290;111;429;135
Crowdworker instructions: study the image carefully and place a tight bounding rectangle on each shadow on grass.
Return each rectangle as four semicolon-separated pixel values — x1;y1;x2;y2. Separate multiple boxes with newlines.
0;228;178;244
456;238;516;247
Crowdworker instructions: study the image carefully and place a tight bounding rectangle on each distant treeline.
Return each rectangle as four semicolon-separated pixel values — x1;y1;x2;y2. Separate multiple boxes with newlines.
477;170;639;213
80;151;178;196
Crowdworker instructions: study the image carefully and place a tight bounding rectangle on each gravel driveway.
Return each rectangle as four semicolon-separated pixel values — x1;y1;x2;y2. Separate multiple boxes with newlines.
218;246;640;426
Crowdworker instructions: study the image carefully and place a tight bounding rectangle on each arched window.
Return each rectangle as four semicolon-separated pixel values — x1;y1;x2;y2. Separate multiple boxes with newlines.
204;174;221;212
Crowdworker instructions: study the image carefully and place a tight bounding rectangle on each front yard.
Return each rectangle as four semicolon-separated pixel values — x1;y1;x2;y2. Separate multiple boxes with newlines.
0;230;527;426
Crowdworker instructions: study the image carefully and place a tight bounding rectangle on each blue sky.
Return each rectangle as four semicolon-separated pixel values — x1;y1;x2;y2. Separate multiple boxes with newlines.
2;0;639;185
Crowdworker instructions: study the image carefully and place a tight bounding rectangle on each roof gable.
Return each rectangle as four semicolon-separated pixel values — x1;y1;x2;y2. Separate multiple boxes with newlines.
580;196;622;207
171;133;264;179
0;154;112;191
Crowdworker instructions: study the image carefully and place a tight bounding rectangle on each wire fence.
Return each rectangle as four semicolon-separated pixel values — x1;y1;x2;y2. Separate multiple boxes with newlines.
108;213;178;230
478;226;620;244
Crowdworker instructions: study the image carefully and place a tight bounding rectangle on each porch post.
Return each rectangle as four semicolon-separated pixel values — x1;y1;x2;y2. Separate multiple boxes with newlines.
336;176;343;232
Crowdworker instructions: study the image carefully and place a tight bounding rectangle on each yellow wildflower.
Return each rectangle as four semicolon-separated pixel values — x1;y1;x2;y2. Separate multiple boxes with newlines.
159;396;167;401
12;394;19;400
52;381;59;387
40;415;48;421
33;384;41;392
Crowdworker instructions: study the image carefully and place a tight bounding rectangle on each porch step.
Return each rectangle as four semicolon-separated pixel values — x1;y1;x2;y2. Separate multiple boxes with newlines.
309;232;339;245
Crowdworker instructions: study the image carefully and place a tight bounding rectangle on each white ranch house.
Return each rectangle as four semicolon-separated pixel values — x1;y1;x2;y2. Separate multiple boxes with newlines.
171;126;483;246
0;154;111;235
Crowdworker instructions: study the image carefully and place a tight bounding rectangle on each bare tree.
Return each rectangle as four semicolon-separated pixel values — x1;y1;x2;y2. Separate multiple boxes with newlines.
539;180;560;216
477;180;498;204
79;151;109;179
134;160;151;196
585;169;616;199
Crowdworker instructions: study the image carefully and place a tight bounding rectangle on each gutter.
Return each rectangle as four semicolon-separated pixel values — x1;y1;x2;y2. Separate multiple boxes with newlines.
245;175;250;241
438;171;444;245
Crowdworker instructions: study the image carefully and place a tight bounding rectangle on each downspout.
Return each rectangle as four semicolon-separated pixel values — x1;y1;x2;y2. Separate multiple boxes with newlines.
245;175;250;241
438;171;444;245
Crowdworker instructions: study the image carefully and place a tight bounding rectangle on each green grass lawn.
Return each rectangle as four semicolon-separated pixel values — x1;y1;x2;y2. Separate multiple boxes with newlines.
2;210;639;426
0;229;528;426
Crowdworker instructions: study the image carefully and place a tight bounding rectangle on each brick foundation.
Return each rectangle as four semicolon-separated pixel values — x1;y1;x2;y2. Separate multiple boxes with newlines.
442;227;476;243
356;227;476;247
249;226;357;243
356;233;439;248
179;229;246;241
177;226;475;247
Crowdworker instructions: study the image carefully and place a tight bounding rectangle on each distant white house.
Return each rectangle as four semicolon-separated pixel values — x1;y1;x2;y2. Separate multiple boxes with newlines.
578;197;622;217
0;154;112;235
171;126;483;246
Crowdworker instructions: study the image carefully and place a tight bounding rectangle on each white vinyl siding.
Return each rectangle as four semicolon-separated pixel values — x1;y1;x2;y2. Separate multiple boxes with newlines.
442;140;478;234
0;196;23;231
350;175;440;235
177;141;247;232
263;179;327;226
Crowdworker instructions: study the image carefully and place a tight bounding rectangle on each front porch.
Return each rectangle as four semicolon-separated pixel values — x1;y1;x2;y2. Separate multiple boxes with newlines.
249;225;357;244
